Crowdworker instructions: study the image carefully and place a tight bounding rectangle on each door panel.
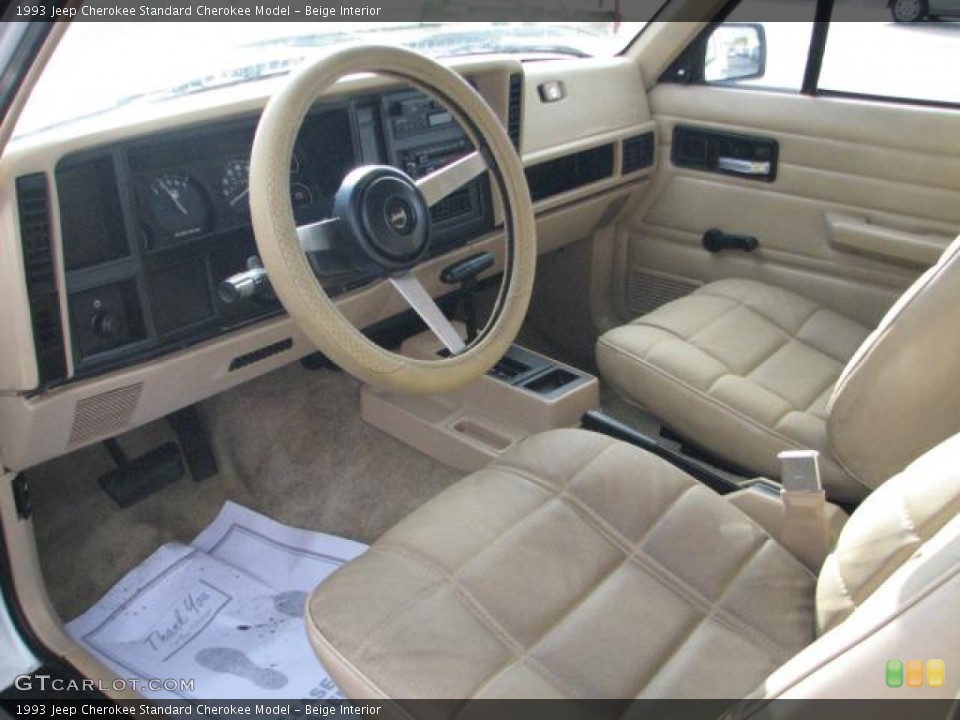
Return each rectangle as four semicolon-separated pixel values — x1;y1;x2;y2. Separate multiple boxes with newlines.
617;84;960;327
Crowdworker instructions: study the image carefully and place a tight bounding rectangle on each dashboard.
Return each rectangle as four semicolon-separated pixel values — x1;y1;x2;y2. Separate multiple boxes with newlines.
53;87;495;380
0;55;657;473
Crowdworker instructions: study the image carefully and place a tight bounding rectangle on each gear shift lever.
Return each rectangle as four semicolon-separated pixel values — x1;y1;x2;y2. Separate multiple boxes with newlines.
440;252;494;343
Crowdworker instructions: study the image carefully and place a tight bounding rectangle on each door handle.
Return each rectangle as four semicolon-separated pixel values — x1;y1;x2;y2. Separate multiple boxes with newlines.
717;157;772;176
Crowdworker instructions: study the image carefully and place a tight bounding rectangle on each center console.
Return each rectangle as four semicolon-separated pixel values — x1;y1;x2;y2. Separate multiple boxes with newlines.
361;328;599;471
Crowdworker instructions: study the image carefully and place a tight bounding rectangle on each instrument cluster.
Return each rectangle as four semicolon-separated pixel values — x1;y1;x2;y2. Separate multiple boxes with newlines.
130;109;353;252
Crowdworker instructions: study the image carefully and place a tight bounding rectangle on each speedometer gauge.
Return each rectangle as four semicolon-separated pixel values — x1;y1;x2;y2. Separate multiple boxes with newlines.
149;173;209;238
221;157;251;214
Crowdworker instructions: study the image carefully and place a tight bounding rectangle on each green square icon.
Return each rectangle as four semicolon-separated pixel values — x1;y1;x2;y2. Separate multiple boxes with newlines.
886;659;904;688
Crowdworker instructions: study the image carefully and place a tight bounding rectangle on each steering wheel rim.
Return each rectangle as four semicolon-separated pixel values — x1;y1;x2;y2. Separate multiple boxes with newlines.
250;45;536;395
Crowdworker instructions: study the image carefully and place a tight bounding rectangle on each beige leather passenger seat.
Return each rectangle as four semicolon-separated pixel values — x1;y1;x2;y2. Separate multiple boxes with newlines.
597;236;960;503
598;279;870;500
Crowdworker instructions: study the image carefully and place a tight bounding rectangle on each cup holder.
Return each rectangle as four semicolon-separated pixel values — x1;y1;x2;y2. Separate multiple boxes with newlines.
521;368;579;396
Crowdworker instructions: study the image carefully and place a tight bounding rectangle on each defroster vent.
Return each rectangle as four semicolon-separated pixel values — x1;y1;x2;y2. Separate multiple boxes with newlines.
16;174;67;386
507;73;523;151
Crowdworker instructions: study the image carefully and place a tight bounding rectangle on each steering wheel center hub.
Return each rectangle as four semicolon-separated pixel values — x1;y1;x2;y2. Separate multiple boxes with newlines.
334;165;430;271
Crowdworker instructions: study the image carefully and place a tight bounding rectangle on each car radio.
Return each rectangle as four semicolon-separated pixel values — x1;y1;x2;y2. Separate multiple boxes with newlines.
388;94;459;138
396;137;472;179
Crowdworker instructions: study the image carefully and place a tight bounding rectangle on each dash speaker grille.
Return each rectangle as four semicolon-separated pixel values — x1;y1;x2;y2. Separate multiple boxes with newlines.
68;383;143;448
625;270;701;317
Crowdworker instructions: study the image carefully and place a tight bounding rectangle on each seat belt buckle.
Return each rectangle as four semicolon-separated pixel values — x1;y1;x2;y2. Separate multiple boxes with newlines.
778;449;823;495
778;450;830;572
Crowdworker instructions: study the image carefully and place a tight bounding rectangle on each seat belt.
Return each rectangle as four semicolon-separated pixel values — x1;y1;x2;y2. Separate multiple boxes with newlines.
778;450;832;573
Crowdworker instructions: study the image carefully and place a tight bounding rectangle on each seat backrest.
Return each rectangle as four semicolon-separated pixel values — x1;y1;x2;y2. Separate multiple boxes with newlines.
753;433;960;699
815;432;960;634
827;235;960;491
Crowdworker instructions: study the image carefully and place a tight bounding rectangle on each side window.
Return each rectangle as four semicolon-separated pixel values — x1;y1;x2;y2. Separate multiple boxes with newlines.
819;16;960;105
693;1;960;107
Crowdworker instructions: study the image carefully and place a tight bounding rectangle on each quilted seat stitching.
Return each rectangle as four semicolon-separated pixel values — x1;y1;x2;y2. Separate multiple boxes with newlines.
769;371;838;433
598;339;811;452
684;301;753;344
694;284;819;337
328;438;812;700
369;535;586;700
621;300;845;420
627;539;798;662
457;471;801;693
463;484;699;700
491;459;806;651
794;309;863;365
350;440;620;699
629;297;740;338
627;538;780;699
598;338;869;506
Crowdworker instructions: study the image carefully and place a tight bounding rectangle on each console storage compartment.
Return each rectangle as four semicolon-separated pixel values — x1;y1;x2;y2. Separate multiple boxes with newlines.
361;328;599;471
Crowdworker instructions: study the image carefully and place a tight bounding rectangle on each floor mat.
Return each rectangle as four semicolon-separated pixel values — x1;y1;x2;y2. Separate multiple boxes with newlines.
66;502;365;700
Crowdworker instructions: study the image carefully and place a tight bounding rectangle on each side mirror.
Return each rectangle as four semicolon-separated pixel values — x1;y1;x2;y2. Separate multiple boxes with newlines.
704;23;766;83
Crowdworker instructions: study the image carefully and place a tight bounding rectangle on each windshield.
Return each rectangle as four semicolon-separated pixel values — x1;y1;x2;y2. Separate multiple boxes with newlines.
15;20;646;137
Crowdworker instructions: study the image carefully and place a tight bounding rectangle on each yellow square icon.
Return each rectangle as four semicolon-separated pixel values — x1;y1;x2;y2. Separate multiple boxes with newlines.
927;660;945;688
906;659;924;688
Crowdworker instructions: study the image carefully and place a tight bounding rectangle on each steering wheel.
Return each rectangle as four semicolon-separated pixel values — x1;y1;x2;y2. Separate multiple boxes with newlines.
249;46;536;395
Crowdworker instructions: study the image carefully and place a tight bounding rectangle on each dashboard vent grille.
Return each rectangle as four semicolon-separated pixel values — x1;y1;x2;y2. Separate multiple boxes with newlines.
622;132;655;175
229;338;294;372
431;188;472;224
16;174;67;386
68;383;143;448
507;73;523;151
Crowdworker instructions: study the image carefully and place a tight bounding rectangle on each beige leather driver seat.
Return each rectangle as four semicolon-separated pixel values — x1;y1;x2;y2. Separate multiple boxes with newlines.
307;428;960;700
597;237;960;503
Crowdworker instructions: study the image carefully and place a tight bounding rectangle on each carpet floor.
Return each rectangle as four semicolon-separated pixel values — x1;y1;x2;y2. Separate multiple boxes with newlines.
27;363;462;621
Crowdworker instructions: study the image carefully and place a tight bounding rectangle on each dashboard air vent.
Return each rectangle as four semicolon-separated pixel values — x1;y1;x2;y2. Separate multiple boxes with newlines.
16;174;67;386
507;73;523;151
229;338;294;372
622;132;655;175
431;187;472;224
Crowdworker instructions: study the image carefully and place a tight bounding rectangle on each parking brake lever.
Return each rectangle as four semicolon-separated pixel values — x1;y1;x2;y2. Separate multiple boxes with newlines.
440;252;494;343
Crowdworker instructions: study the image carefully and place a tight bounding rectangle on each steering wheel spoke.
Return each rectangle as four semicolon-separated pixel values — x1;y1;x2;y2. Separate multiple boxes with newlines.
415;151;487;207
298;217;355;275
298;217;344;254
389;272;466;355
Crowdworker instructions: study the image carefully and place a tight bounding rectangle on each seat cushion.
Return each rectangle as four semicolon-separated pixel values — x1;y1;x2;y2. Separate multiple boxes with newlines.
597;279;872;502
306;429;816;699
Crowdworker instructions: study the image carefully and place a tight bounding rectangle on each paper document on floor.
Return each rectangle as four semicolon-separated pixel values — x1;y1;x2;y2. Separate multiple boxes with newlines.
66;501;367;700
